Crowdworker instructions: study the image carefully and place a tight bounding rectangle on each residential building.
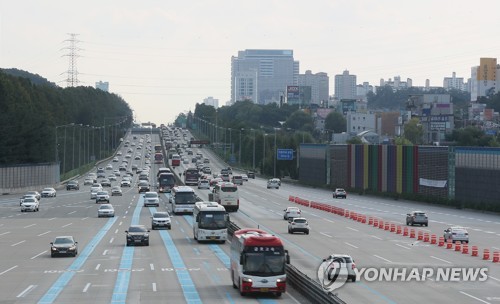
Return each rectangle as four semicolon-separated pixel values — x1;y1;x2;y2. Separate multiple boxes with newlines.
95;81;109;92
312;108;333;131
231;49;299;105
298;70;329;105
470;58;499;101
443;72;465;91
356;82;374;101
203;96;219;108
346;111;376;135
334;70;356;100
379;76;412;91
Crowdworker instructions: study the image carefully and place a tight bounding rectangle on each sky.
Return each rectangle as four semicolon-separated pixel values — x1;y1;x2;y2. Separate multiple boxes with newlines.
1;0;500;124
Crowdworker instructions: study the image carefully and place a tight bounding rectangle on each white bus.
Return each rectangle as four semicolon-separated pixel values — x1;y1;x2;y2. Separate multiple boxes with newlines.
170;186;199;214
192;202;229;243
230;228;290;297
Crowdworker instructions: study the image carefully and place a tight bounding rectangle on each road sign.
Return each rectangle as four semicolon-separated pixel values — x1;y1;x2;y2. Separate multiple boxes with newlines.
277;149;294;160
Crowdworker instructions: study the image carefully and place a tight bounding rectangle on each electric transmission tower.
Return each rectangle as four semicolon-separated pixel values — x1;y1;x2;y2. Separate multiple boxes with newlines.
62;33;81;87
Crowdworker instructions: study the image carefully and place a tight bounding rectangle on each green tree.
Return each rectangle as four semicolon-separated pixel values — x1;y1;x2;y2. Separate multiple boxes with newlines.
284;110;313;131
403;118;424;144
346;136;362;144
394;136;413;145
324;111;346;133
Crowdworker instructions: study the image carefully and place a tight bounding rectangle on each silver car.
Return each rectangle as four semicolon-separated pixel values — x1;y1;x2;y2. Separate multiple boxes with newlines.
406;211;428;226
97;204;115;217
143;191;159;207
111;186;122;196
443;226;469;243
151;211;171;230
283;207;301;220
322;254;357;282
288;217;309;234
21;197;39;212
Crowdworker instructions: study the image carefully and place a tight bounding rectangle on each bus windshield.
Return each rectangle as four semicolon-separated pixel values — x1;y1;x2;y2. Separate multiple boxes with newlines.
243;249;285;277
199;211;227;230
175;192;197;205
159;174;175;186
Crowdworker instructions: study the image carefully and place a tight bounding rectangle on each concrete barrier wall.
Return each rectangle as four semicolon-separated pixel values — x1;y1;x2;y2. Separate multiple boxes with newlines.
0;163;59;194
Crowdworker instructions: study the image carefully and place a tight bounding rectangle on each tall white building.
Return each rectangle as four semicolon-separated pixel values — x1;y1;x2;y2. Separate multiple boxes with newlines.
470;58;499;101
443;72;465;91
203;96;219;108
379;76;412;90
95;81;109;92
298;70;329;105
231;49;299;105
334;70;356;100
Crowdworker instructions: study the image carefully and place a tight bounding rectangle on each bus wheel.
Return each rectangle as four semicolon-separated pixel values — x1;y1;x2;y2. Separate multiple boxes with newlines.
231;271;238;289
275;292;282;297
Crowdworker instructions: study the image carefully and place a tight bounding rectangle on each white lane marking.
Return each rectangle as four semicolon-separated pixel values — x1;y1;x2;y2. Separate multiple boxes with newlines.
484;231;495;234
430;256;452;264
370;235;383;240
30;251;47;260
395;243;412;250
345;242;358;249
67;211;76;215
373;255;392;263
150;264;155;271
115;229;119;234
286;290;302;304
109;238;114;244
320;232;333;238
83;283;91;293
48;218;56;221
0;231;11;236
23;224;36;228
124;211;128;215
459;291;491;304
103;250;108;256
346;227;358;232
81;217;88;220
122;216;126;219
17;285;36;298
61;223;72;228
0;265;18;276
324;219;335;224
95;264;101;271
488;276;500;282
152;282;157;292
11;240;25;247
37;231;51;236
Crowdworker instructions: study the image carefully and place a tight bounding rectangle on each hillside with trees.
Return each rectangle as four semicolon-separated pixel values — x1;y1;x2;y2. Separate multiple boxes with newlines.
0;70;132;167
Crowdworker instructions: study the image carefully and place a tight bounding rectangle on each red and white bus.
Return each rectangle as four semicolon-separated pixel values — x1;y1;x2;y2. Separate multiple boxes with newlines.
184;168;199;186
154;144;162;154
230;228;290;297
171;154;181;167
154;152;163;164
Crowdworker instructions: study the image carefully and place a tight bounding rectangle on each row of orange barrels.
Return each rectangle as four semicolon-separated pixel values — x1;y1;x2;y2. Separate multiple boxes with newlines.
288;195;499;263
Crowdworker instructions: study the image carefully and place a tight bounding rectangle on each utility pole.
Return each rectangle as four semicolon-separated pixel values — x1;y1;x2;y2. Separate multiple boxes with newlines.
62;33;81;87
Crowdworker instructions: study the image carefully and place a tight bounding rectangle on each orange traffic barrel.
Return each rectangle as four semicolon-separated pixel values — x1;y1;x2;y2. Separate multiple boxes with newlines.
483;249;490;260
438;236;445;246
462;243;469;254
493;251;500;263
455;241;462;251
430;235;437;244
446;239;453;249
471;246;478;257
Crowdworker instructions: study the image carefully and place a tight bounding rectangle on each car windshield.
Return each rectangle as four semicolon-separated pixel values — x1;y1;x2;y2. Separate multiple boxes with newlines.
145;193;157;198
24;198;36;203
287;208;299;212
97;191;108;195
294;219;307;223
221;186;237;192
100;205;112;209
54;237;74;244
128;226;147;232
154;212;169;218
43;188;53;191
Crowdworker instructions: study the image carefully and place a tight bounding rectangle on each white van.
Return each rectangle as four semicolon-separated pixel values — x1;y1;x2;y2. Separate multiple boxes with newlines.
209;182;239;212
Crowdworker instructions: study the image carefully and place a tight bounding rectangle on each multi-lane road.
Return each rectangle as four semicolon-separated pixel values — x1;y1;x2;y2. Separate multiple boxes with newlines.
1;131;499;303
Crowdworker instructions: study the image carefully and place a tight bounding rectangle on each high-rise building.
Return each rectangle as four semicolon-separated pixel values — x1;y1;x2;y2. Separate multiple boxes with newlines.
231;49;299;105
470;58;499;101
298;70;329;105
443;72;465;91
334;70;356;100
203;96;219;108
95;81;109;92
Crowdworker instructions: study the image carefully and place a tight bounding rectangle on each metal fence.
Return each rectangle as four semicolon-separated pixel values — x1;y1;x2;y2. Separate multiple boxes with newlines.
0;163;59;194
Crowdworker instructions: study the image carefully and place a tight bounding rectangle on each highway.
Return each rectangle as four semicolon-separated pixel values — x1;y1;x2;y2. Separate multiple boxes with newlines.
0;130;499;303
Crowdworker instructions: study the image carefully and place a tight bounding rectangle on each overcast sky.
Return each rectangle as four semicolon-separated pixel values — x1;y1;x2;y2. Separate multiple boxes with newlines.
1;0;499;124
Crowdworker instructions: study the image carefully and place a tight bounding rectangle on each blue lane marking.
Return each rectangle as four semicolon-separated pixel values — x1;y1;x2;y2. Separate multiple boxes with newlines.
225;292;236;304
149;207;202;304
203;261;221;283
38;217;117;304
110;194;143;303
182;215;278;304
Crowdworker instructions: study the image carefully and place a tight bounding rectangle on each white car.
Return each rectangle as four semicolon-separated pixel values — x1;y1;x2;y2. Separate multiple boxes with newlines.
97;204;115;217
151;211;171;230
20;194;38;206
283;207;301;220
84;178;94;185
241;174;249;181
106;164;113;170
198;180;210;189
288;217;310;234
95;191;110;203
267;179;280;189
121;180;131;187
21;197;39;212
111;186;123;196
41;187;57;198
322;254;357;282
143;191;160;207
444;226;469;243
108;174;117;181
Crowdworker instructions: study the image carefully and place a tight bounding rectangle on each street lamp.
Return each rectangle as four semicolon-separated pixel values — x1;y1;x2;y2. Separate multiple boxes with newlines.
55;123;75;164
239;128;244;166
252;128;256;172
262;133;268;174
274;128;277;178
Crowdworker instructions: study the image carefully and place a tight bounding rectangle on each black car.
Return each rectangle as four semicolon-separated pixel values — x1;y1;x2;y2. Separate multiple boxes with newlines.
138;181;150;193
125;225;150;246
247;171;255;179
50;236;78;257
66;180;80;191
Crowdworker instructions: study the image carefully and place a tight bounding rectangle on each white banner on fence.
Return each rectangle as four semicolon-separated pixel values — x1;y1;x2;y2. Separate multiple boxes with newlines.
419;178;447;188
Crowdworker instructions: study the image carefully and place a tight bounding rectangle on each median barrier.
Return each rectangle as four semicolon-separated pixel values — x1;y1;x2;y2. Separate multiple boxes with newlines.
471;246;478;256
289;195;294;202
483;249;490;260
344;210;350;218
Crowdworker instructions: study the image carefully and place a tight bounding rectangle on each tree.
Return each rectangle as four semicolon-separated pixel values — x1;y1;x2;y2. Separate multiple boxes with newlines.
284;110;313;131
403;118;424;144
346;136;362;144
394;136;413;145
324;111;346;133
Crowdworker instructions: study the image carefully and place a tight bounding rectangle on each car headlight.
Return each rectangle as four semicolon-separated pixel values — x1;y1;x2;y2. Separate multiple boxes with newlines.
276;277;286;283
242;277;253;282
51;247;57;251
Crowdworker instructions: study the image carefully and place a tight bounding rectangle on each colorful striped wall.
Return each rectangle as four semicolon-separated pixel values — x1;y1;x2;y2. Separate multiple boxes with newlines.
347;145;419;194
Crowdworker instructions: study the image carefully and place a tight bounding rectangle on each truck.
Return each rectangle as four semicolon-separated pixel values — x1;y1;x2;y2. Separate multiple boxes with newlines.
230;228;290;297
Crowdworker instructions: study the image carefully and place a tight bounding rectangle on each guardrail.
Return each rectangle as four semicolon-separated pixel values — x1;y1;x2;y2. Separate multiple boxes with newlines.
227;220;345;304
